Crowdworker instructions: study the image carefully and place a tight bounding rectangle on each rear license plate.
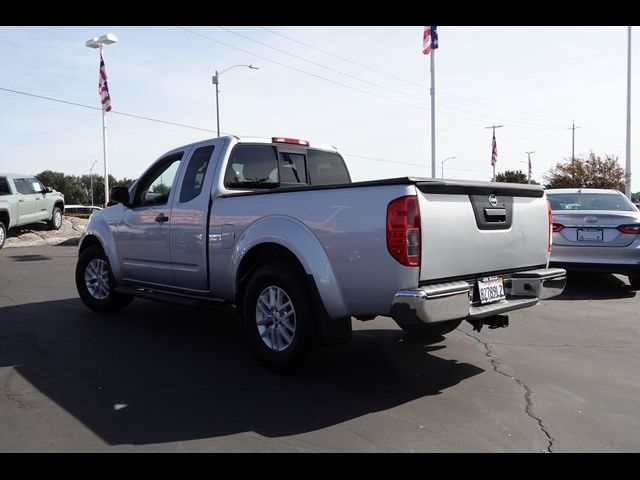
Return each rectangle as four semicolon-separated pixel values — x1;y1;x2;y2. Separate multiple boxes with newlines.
478;276;506;304
577;228;603;242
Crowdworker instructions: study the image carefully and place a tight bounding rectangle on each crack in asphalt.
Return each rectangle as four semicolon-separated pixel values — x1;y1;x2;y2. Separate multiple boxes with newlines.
458;329;555;453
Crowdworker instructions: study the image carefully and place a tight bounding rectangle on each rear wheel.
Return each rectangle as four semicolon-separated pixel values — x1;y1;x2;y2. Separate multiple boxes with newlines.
629;275;640;290
48;207;63;230
242;261;314;372
76;245;133;312
395;318;463;341
0;221;6;249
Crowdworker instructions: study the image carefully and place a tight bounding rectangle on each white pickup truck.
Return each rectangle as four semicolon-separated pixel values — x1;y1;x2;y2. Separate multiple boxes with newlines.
75;136;566;370
0;173;65;249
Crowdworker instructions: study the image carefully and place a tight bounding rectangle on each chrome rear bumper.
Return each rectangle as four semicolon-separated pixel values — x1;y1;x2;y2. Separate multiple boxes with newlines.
390;267;566;326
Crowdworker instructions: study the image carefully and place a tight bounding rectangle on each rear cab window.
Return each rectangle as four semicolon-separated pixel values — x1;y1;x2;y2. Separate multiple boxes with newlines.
224;143;350;190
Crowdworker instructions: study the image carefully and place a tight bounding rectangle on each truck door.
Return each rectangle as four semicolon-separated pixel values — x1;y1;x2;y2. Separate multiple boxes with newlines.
26;177;50;221
12;178;38;223
169;143;217;292
116;151;184;287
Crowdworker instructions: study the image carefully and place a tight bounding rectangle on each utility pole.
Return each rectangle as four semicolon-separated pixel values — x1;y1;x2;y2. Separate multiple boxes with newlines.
525;151;535;184
568;120;581;184
625;26;632;198
485;125;503;181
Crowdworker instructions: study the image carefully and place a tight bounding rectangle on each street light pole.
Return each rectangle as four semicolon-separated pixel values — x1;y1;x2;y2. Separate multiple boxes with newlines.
212;64;258;137
85;33;118;207
213;70;221;137
89;160;98;206
441;156;456;179
625;26;632;199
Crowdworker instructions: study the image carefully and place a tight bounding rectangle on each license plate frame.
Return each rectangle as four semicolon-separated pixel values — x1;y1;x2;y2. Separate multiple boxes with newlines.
477;276;506;304
577;228;603;242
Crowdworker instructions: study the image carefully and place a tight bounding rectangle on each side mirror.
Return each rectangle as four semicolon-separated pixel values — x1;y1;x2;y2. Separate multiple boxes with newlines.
110;186;131;206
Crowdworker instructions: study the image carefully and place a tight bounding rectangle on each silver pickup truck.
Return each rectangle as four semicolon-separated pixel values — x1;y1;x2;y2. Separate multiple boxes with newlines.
75;136;566;370
0;173;65;249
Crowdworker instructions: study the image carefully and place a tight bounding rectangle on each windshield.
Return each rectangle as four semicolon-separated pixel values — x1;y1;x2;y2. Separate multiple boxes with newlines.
547;192;637;212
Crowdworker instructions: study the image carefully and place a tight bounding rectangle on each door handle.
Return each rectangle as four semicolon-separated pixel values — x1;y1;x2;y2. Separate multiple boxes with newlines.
155;213;169;223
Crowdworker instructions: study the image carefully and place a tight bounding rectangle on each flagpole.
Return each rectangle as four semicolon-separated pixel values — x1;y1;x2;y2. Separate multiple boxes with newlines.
625;26;632;199
100;45;110;207
430;47;436;179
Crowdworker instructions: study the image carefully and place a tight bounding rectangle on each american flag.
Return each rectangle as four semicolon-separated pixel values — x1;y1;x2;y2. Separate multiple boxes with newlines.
422;26;438;55
491;132;498;167
99;52;112;112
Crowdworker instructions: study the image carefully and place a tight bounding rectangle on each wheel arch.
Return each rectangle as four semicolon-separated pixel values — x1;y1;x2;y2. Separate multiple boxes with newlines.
232;216;349;320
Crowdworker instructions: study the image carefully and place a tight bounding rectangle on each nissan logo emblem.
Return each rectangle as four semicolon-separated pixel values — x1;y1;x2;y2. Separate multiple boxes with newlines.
488;194;498;207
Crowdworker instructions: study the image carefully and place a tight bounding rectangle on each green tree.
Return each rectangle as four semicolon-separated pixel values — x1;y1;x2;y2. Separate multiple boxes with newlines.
37;170;89;205
495;170;529;184
544;152;625;191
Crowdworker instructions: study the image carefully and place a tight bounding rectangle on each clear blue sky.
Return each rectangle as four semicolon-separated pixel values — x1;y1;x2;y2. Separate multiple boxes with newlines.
0;26;638;191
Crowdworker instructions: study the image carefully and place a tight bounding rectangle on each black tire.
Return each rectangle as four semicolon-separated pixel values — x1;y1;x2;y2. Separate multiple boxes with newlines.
0;221;6;249
75;245;133;312
48;207;63;230
629;275;640;290
394;318;463;341
242;261;314;372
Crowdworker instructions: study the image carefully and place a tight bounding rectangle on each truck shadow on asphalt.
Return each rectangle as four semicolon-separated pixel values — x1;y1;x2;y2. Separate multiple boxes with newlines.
553;272;637;301
0;298;483;446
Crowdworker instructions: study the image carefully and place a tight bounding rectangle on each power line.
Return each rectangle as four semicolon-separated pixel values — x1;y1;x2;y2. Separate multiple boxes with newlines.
176;26;427;112
258;26;426;89
217;26;427;102
180;27;567;130
1;85;487;173
0;86;221;134
258;26;571;124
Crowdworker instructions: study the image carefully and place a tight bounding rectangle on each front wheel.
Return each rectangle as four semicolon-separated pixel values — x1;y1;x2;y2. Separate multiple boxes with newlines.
242;262;315;372
394;318;463;341
48;207;63;230
76;245;133;312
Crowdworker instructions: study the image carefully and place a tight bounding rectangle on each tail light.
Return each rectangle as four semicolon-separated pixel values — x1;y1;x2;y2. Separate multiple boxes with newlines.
387;195;421;266
547;200;553;252
617;224;640;235
552;224;565;233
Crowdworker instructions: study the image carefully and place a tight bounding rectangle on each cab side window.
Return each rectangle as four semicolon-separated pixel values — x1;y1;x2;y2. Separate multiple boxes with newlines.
224;145;279;189
179;145;214;203
135;153;183;206
13;178;33;195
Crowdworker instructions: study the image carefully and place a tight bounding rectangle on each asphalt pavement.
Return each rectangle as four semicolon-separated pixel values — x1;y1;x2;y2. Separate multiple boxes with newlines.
1;246;639;452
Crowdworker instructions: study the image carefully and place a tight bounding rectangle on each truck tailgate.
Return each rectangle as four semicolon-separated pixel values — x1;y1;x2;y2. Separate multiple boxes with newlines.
415;180;549;282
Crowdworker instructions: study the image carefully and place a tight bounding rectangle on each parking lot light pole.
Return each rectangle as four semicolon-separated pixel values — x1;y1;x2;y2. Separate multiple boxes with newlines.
441;156;456;179
212;64;258;137
89;160;98;206
85;33;118;206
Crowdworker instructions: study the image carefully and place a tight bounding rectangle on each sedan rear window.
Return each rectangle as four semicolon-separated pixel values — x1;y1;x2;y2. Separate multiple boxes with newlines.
548;193;637;212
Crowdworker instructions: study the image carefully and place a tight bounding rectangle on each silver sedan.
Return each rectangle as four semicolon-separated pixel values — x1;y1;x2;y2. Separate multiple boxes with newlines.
547;188;640;288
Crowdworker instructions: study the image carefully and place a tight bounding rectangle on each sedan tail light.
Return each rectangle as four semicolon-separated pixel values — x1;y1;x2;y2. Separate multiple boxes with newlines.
552;224;565;233
617;224;640;235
